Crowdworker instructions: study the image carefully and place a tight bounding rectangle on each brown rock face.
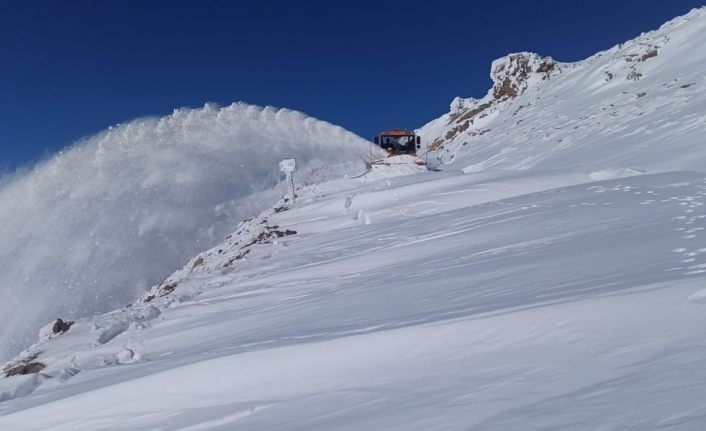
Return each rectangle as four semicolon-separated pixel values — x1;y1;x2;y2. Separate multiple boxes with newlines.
492;54;557;100
494;78;518;100
428;138;446;152
537;60;556;74
449;102;493;124
445;121;470;140
5;362;46;377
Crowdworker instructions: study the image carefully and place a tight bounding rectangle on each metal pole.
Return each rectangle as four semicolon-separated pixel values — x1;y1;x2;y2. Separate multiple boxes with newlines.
288;171;295;204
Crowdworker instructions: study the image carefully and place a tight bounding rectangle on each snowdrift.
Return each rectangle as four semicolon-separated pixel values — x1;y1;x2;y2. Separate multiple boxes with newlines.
0;102;375;361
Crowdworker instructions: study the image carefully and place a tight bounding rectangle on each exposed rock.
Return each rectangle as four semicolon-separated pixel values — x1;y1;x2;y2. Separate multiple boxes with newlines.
190;257;204;271
428;138;446;152
224;249;251;267
4;362;45;377
537;60;556;74
244;227;297;248
494;77;518;100
3;354;45;378
444;121;471;141
458;102;493;123
640;48;658;62
447;97;482;121
52;318;74;334
627;70;643;81
158;282;177;296
491;53;559;101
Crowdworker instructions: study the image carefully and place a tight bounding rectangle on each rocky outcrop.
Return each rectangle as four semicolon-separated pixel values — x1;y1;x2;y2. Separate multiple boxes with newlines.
491;53;560;101
4;362;45;377
52;319;74;335
3;354;45;378
426;52;561;151
417;7;706;170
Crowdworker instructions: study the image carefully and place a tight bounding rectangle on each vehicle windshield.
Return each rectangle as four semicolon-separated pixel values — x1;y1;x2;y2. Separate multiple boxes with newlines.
380;135;413;147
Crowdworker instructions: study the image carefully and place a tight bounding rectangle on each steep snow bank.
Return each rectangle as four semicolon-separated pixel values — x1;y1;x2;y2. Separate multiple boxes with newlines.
0;102;377;361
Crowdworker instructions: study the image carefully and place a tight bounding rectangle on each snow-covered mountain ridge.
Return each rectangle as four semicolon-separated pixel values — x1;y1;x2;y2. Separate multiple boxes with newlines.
419;6;706;174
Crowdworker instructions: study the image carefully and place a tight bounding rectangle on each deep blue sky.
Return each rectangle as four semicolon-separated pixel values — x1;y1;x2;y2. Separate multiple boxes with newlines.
1;0;703;169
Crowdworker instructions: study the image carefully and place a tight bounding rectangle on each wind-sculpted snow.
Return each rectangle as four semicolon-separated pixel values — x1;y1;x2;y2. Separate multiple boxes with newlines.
0;102;375;361
4;167;706;429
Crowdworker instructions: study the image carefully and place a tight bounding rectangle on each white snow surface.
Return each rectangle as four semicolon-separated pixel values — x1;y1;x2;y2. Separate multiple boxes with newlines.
3;163;706;429
0;102;378;361
3;8;706;430
418;7;706;174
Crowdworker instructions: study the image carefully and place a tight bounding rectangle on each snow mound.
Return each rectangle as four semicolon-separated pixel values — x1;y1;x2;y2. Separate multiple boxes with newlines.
362;155;428;181
688;288;706;303
589;168;645;181
0;102;373;361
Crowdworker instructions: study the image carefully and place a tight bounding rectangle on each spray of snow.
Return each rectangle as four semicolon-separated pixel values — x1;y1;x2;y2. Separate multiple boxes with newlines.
0;102;376;361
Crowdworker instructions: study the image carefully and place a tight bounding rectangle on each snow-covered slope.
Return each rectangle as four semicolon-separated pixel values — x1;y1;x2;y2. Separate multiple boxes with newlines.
418;7;706;175
0;102;379;361
3;8;706;431
2;166;706;430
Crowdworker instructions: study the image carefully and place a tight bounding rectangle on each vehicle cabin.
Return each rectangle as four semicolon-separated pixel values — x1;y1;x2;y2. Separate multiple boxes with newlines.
374;129;422;156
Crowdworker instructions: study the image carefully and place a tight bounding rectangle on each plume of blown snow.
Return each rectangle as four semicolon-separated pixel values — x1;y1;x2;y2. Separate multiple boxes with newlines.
0;102;377;361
